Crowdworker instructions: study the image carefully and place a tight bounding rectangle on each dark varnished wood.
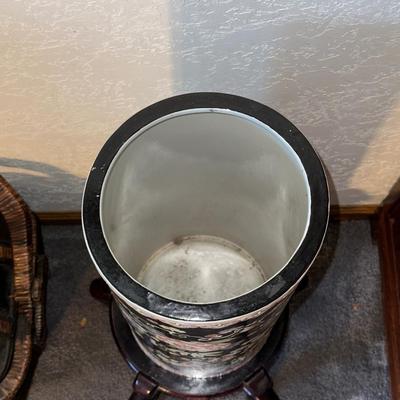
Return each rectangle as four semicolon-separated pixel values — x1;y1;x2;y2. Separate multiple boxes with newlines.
35;211;81;225
35;205;379;226
243;369;280;400
330;204;379;220
378;200;400;400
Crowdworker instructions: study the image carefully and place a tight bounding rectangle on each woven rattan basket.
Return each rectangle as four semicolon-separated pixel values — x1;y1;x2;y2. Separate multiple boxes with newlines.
0;175;47;400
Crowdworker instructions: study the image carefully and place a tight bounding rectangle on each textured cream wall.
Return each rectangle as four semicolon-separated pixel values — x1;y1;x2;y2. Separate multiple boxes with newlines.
0;0;399;211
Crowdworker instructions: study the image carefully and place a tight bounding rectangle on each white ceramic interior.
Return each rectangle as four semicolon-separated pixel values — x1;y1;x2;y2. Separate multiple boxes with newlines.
100;109;311;304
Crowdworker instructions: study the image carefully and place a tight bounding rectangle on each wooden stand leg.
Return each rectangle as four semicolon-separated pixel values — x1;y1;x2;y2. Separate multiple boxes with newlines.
243;369;280;400
129;373;159;400
89;278;111;304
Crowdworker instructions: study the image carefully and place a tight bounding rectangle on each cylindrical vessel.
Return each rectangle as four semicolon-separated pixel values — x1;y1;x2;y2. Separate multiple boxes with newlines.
82;93;329;379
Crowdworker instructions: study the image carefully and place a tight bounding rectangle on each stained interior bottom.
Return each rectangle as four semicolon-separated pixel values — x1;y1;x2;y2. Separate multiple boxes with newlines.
137;235;266;304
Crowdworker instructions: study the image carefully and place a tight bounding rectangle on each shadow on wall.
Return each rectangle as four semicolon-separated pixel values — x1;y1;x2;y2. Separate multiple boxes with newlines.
0;158;84;211
168;1;400;204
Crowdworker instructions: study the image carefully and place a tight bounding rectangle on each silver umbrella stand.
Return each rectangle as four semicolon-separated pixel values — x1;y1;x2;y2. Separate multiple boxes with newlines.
83;93;329;400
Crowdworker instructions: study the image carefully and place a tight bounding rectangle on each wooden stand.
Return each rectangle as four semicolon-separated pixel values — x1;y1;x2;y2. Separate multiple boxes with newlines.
90;278;285;399
127;368;279;400
111;299;283;400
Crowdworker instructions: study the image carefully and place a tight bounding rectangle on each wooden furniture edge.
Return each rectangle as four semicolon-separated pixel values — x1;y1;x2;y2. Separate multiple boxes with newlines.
330;204;379;220
377;201;400;400
35;205;379;225
35;211;81;225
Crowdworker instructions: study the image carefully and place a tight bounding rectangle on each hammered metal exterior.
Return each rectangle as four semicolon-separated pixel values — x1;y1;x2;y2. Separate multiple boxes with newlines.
115;284;296;378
